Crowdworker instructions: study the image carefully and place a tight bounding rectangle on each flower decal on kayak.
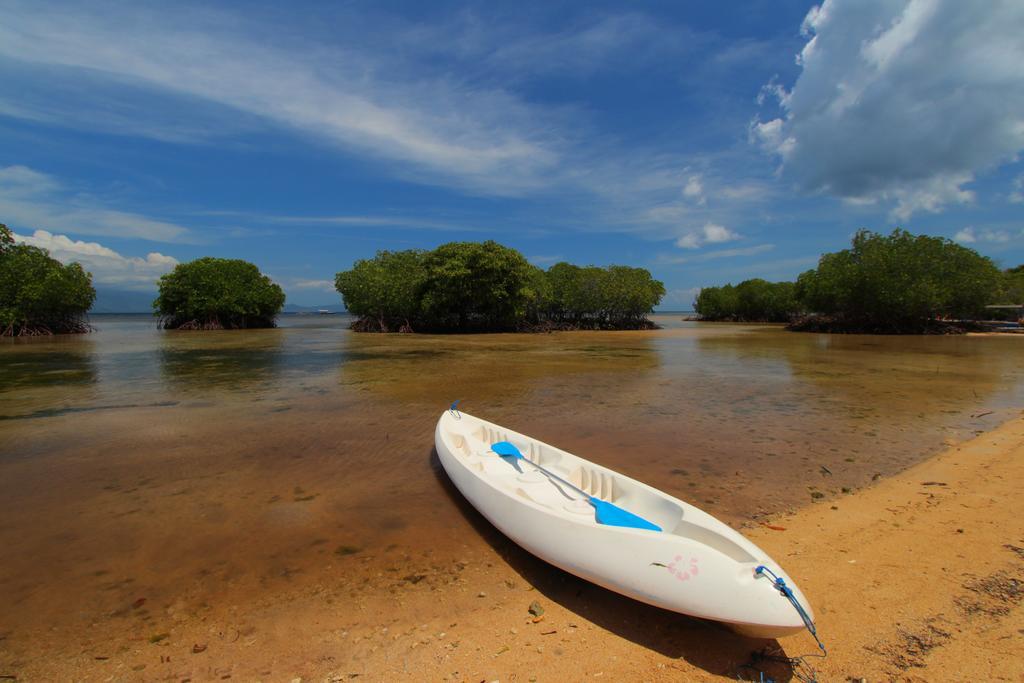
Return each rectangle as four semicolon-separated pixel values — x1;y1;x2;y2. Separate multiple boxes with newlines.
652;555;700;581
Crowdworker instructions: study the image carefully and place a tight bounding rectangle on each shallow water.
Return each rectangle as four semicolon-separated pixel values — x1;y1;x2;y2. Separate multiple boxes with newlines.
1;314;1022;674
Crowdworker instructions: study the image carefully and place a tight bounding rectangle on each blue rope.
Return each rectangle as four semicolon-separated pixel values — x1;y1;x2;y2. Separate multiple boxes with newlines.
449;400;462;419
754;565;826;655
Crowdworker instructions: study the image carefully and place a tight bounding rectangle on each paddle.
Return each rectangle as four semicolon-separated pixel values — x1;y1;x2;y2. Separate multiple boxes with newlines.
490;441;662;532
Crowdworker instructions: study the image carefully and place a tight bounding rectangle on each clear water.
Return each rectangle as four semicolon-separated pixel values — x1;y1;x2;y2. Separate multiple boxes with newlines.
1;314;1022;670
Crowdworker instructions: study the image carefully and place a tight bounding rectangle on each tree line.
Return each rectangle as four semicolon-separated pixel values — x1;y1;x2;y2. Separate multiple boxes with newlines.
694;229;1020;333
334;240;666;332
5;222;1022;337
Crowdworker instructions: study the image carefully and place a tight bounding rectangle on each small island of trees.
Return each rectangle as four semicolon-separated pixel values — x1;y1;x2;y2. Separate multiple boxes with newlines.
154;257;286;330
694;279;798;323
694;229;1015;334
335;240;665;333
0;223;96;336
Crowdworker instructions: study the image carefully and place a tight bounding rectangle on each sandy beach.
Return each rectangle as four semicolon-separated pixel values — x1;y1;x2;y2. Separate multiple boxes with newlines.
3;408;1021;682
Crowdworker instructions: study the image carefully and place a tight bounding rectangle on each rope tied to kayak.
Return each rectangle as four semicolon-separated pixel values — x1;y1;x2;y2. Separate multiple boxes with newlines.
449;400;462;419
736;645;821;683
754;565;826;656
736;566;827;683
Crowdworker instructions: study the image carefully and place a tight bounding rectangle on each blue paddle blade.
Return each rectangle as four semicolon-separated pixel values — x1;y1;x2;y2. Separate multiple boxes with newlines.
589;497;662;532
491;441;524;459
491;441;661;532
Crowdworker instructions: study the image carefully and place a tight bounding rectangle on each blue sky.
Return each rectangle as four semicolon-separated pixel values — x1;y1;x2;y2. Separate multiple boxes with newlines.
1;0;1023;308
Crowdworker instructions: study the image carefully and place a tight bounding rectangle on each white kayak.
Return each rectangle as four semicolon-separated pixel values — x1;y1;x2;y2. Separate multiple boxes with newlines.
435;409;816;639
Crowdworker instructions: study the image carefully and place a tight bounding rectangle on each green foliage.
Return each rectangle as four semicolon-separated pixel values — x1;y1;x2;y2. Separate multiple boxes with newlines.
155;257;285;330
0;222;96;336
522;264;552;323
694;279;799;322
795;229;1001;330
418;241;537;330
694;284;737;320
737;279;798;321
986;265;1024;320
0;223;13;254
334;241;664;332
543;263;665;327
334;249;426;331
997;265;1024;304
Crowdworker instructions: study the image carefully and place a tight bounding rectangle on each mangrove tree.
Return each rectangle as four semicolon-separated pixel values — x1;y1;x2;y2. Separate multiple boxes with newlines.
155;257;285;330
0;223;96;336
792;229;1001;333
694;279;801;322
334;241;664;332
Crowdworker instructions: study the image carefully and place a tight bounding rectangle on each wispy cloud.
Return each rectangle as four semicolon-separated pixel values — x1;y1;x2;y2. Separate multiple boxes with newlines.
0;165;195;243
471;13;701;78
954;226;1022;245
0;2;565;197
660;243;775;265
288;278;336;292
1010;174;1024;204
528;255;563;266
0;2;779;240
218;212;481;232
706;255;820;282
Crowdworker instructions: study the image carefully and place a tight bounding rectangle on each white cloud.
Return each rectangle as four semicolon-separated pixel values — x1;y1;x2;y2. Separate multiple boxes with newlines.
954;227;976;243
719;183;771;201
14;229;178;288
675;222;740;249
0;165;194;243
682;175;705;204
753;0;1024;218
953;226;1019;245
749;118;794;158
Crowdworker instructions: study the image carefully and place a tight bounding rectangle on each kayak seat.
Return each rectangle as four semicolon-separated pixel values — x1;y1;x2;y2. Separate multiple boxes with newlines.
514;487;553;509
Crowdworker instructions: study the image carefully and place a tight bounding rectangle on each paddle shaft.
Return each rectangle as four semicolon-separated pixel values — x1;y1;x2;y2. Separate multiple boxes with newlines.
490;440;661;531
512;453;594;503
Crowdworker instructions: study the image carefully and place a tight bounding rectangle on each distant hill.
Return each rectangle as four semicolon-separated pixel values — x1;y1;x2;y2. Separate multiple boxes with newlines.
89;288;157;313
282;303;347;313
89;288;346;314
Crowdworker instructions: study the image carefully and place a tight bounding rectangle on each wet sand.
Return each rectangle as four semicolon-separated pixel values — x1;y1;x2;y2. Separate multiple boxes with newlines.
1;317;1023;680
2;414;1021;682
